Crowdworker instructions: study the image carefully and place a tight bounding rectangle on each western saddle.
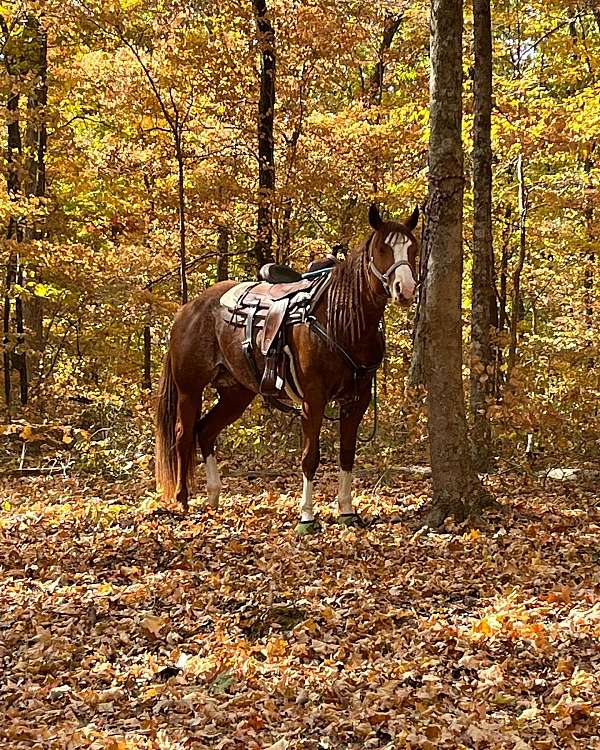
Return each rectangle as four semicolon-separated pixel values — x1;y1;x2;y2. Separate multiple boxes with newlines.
221;263;334;404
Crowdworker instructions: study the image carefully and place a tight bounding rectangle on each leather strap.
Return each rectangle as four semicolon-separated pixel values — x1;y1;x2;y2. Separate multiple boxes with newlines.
368;258;413;296
307;316;382;382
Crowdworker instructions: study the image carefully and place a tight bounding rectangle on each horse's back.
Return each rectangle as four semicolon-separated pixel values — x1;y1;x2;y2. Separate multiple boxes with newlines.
173;281;237;327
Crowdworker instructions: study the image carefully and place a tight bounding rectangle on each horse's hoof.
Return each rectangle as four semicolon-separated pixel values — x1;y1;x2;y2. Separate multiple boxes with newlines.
295;519;321;536
337;513;363;528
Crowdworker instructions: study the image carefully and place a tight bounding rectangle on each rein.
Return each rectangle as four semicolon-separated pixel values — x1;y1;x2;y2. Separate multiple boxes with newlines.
306;315;383;386
291;315;382;439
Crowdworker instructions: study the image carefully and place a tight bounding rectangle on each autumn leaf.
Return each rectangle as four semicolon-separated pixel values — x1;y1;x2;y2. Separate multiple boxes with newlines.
140;614;168;637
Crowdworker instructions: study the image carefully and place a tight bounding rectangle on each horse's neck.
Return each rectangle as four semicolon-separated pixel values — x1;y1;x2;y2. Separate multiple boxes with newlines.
348;292;386;352
334;259;386;356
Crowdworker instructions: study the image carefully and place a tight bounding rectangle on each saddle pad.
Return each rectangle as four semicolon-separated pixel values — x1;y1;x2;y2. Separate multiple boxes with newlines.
219;282;257;311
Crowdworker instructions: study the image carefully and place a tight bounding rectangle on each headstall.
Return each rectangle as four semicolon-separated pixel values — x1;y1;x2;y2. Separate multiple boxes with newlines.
367;234;417;297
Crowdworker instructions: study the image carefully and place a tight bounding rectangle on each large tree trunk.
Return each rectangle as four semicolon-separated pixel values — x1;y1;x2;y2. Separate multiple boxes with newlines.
252;0;275;270
469;0;494;471
422;0;493;526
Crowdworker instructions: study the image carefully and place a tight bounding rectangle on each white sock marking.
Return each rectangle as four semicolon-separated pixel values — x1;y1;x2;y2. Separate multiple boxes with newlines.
338;470;354;515
300;475;314;522
206;454;221;508
385;232;416;301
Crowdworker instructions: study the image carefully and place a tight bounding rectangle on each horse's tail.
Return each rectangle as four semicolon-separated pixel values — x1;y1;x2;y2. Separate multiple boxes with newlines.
155;352;178;499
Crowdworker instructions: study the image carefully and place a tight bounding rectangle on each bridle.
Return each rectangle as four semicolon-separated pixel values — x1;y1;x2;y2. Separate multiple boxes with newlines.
367;233;417;297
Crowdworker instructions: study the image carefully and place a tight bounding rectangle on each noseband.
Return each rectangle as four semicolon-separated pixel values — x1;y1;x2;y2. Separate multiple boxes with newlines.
368;235;416;297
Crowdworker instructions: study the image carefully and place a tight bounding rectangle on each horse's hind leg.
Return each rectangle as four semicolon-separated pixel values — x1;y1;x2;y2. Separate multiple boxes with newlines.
175;391;202;512
196;385;255;508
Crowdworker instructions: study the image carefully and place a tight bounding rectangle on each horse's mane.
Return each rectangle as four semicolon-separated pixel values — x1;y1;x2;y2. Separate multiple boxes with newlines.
326;234;375;346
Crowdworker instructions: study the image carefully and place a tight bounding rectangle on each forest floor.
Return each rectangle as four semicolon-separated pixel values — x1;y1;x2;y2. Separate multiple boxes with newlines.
0;467;598;749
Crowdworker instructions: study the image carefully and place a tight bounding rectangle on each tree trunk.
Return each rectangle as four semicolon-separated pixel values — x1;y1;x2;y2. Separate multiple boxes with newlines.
367;13;404;194
368;13;404;106
2;13;48;408
143;317;152;391
469;0;494;471
24;15;47;362
498;204;511;331
507;153;527;377
583;150;595;331
4;73;25;408
252;0;276;270
14;258;27;404
3;258;15;408
216;225;229;281
175;135;188;304
422;0;493;526
24;16;46;201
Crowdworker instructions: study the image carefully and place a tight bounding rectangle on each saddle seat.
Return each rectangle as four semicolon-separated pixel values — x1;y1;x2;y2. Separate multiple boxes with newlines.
258;262;303;284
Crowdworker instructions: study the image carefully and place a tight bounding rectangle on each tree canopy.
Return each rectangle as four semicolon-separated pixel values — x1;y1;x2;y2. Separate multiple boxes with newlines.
1;0;597;466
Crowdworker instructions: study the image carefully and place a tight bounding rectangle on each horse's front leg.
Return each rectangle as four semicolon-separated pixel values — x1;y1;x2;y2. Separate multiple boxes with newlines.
338;382;372;526
296;396;325;535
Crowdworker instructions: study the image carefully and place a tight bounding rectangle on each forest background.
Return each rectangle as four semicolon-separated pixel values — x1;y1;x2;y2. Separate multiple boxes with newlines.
1;0;599;479
1;2;599;749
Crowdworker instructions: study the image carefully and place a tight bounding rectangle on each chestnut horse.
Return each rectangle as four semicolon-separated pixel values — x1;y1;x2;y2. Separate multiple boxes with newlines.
155;204;419;531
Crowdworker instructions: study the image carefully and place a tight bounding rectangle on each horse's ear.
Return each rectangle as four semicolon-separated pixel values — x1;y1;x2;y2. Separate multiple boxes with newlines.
404;205;419;232
369;203;383;231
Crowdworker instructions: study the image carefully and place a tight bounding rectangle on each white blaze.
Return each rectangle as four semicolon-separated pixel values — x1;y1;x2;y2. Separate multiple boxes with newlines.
300;475;314;522
385;232;416;303
337;470;354;515
206;454;221;508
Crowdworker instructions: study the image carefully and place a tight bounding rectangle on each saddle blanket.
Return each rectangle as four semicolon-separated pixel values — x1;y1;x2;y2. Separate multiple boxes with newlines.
219;282;258;311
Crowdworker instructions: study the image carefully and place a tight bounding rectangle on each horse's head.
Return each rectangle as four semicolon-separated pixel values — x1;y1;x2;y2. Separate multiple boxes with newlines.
367;204;420;306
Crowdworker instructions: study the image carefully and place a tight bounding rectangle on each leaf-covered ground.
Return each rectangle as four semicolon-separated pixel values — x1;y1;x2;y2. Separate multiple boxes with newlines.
0;469;598;749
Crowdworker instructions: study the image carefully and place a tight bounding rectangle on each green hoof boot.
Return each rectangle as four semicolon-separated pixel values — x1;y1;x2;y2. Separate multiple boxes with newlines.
338;513;363;528
295;519;321;536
